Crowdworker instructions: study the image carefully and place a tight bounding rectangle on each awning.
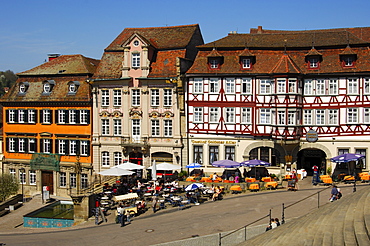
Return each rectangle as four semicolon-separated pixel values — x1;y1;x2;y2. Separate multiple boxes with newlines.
113;193;139;202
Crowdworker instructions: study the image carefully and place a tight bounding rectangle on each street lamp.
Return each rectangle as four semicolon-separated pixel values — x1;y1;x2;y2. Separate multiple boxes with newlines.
19;168;25;203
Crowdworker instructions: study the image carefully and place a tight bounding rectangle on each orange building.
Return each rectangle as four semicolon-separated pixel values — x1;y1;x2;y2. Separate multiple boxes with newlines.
0;54;99;198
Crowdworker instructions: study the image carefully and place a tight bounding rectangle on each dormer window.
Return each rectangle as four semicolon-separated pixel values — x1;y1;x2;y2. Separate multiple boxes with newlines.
308;57;319;68
42;80;55;95
69;83;76;93
305;48;322;70
207;48;223;70
210;59;219;69
132;52;140;68
242;58;251;69
343;56;355;67
238;48;255;70
340;46;357;68
18;82;29;94
67;81;80;95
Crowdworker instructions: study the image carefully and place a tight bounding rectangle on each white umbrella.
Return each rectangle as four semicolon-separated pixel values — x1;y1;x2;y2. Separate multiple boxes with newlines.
98;166;134;176
185;183;204;191
152;160;157;181
148;162;181;170
116;162;144;170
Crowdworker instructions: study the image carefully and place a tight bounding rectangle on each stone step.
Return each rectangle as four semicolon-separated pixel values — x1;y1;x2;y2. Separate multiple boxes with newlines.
353;190;370;246
363;188;370;239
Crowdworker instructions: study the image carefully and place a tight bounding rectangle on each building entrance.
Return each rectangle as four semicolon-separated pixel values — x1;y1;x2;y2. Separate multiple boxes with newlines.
41;171;54;195
297;149;326;176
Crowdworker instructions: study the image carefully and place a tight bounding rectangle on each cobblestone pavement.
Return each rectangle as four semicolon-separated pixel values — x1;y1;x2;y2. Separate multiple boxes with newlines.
0;178;366;246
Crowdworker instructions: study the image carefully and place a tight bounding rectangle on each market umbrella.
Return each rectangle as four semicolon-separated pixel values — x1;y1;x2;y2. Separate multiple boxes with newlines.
240;159;271;167
148;162;181;170
186;163;202;168
116;162;144;170
211;160;241;168
185;183;204;191
151;160;157;181
330;153;365;163
98;167;134;176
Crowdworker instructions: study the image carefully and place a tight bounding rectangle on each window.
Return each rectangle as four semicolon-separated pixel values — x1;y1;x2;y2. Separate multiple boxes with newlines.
225;108;235;123
81;141;88;156
69;140;77;155
102;152;110;167
304;80;314;95
114;152;122;166
132;119;141;141
113;119;122;136
69;83;76;93
347;108;358;123
151;89;160;107
18;138;25;153
80;110;89;124
194;107;203;123
316;110;325;125
364;108;370;124
19;83;27;93
288;79;296;93
59;172;66;187
210;59;219;69
69;110;76;124
42;139;51;153
242;58;251;69
42;109;51;124
18;109;25;123
164;120;172;137
133;40;139;46
364;78;370;95
260;79;272;94
132;53;140;68
8;138;15;152
209;78;219;93
343;56;354;67
164;89;172;107
101;119;110;135
70;173;77;188
131;89;140;106
348;78;359;94
316;79;325;95
19;170;26;184
8;109;16;123
241;108;251;124
28;138;36;153
338;149;349;155
287;111;296;125
193;78;203;94
28;109;36;123
81;174;88;189
225;146;235;161
241;78;252;94
225;78;235;94
277;79;285;93
114;89;122;107
260;109;271;124
58;110;66;124
151;120;160;137
9;168;16;178
328;109;338;125
58;140;66;155
194;146;203;164
328;79;338;95
355;149;366;168
101;90;109;107
29;170;36;185
209;146;219;164
277;110;285;125
43;83;51;93
308;57;319;68
209;107;219;123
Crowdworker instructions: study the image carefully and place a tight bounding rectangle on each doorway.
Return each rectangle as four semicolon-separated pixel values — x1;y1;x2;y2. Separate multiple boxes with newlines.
297;149;326;176
41;171;54;195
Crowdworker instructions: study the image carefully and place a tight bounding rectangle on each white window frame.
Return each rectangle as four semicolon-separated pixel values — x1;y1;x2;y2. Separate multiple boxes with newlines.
18;109;25;123
328;109;338;125
347;108;358;124
114;89;122;107
9;138;15;152
81;140;88;156
209;107;219;123
348;78;359;94
309;57;319;68
164;119;172;137
316;79;325;95
304;79;314;95
19;171;26;184
364;78;370;95
328;79;338;95
42;109;51;124
344;56;354;67
58;110;66;124
69;140;77;155
210;59;219;69
29;170;36;185
287;110;296;125
164;89;172;107
101;90;109;107
277;79;285;93
81;173;88;189
70;173;77;188
101;152;110;167
209;78;219;94
224;107;235;124
242;58;251;69
101;119;110;135
80;110;88;124
28;109;36;123
113;119;122;136
241;108;251;124
69;110;76;124
42;139;51;153
277;110;285;125
260;108;271;124
131;89;140;107
9;168;16;178
132;119;141;141
58;139;66;155
132;53;140;68
193;107;203;123
225;78;235;94
288;79;297;93
260;79;272;94
151;89;160;107
241;78;252;94
303;109;312;125
316;109;325;125
114;152;122;166
18;138;25;153
151;119;160;137
28;138;36;153
9;109;15;123
193;78;203;94
364;108;370;124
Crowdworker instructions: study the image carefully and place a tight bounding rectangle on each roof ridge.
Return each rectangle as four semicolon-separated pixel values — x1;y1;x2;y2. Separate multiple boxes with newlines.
124;24;199;31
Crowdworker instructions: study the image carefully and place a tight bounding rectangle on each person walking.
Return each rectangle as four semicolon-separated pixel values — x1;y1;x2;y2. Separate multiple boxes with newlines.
152;192;158;213
312;165;319;184
330;185;339;202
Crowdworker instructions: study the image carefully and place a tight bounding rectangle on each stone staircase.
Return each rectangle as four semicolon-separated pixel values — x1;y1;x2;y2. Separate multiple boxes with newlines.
242;186;370;246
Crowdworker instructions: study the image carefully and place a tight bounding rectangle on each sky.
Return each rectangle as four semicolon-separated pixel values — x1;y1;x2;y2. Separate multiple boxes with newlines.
1;0;370;73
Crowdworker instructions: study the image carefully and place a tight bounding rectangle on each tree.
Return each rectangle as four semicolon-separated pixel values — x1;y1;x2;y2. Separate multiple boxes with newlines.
0;70;18;97
0;174;19;202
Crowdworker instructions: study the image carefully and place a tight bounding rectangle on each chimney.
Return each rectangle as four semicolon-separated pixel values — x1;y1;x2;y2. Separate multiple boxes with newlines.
257;26;263;34
48;54;60;61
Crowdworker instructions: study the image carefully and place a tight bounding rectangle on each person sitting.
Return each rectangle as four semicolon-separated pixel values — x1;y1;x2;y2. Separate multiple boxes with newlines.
275;218;281;226
212;186;222;201
229;175;235;182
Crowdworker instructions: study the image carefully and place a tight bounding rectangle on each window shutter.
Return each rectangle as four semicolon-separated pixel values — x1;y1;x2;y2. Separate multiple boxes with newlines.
65;110;69;124
50;139;53;153
5;110;9;123
55;110;59;124
14;110;18;123
14;138;19;152
30;139;36;153
49;110;53;124
6;138;9;152
25;138;29;153
76;110;80;124
40;110;43;124
87;140;91;156
87;110;90;124
77;140;81;155
24;110;29;123
65;140;70;155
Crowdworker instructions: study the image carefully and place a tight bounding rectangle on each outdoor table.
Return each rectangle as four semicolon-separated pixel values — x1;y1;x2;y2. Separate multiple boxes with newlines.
265;182;278;189
249;183;259;191
245;178;256;183
285;175;292;180
322;178;332;184
262;177;272;182
344;175;355;181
